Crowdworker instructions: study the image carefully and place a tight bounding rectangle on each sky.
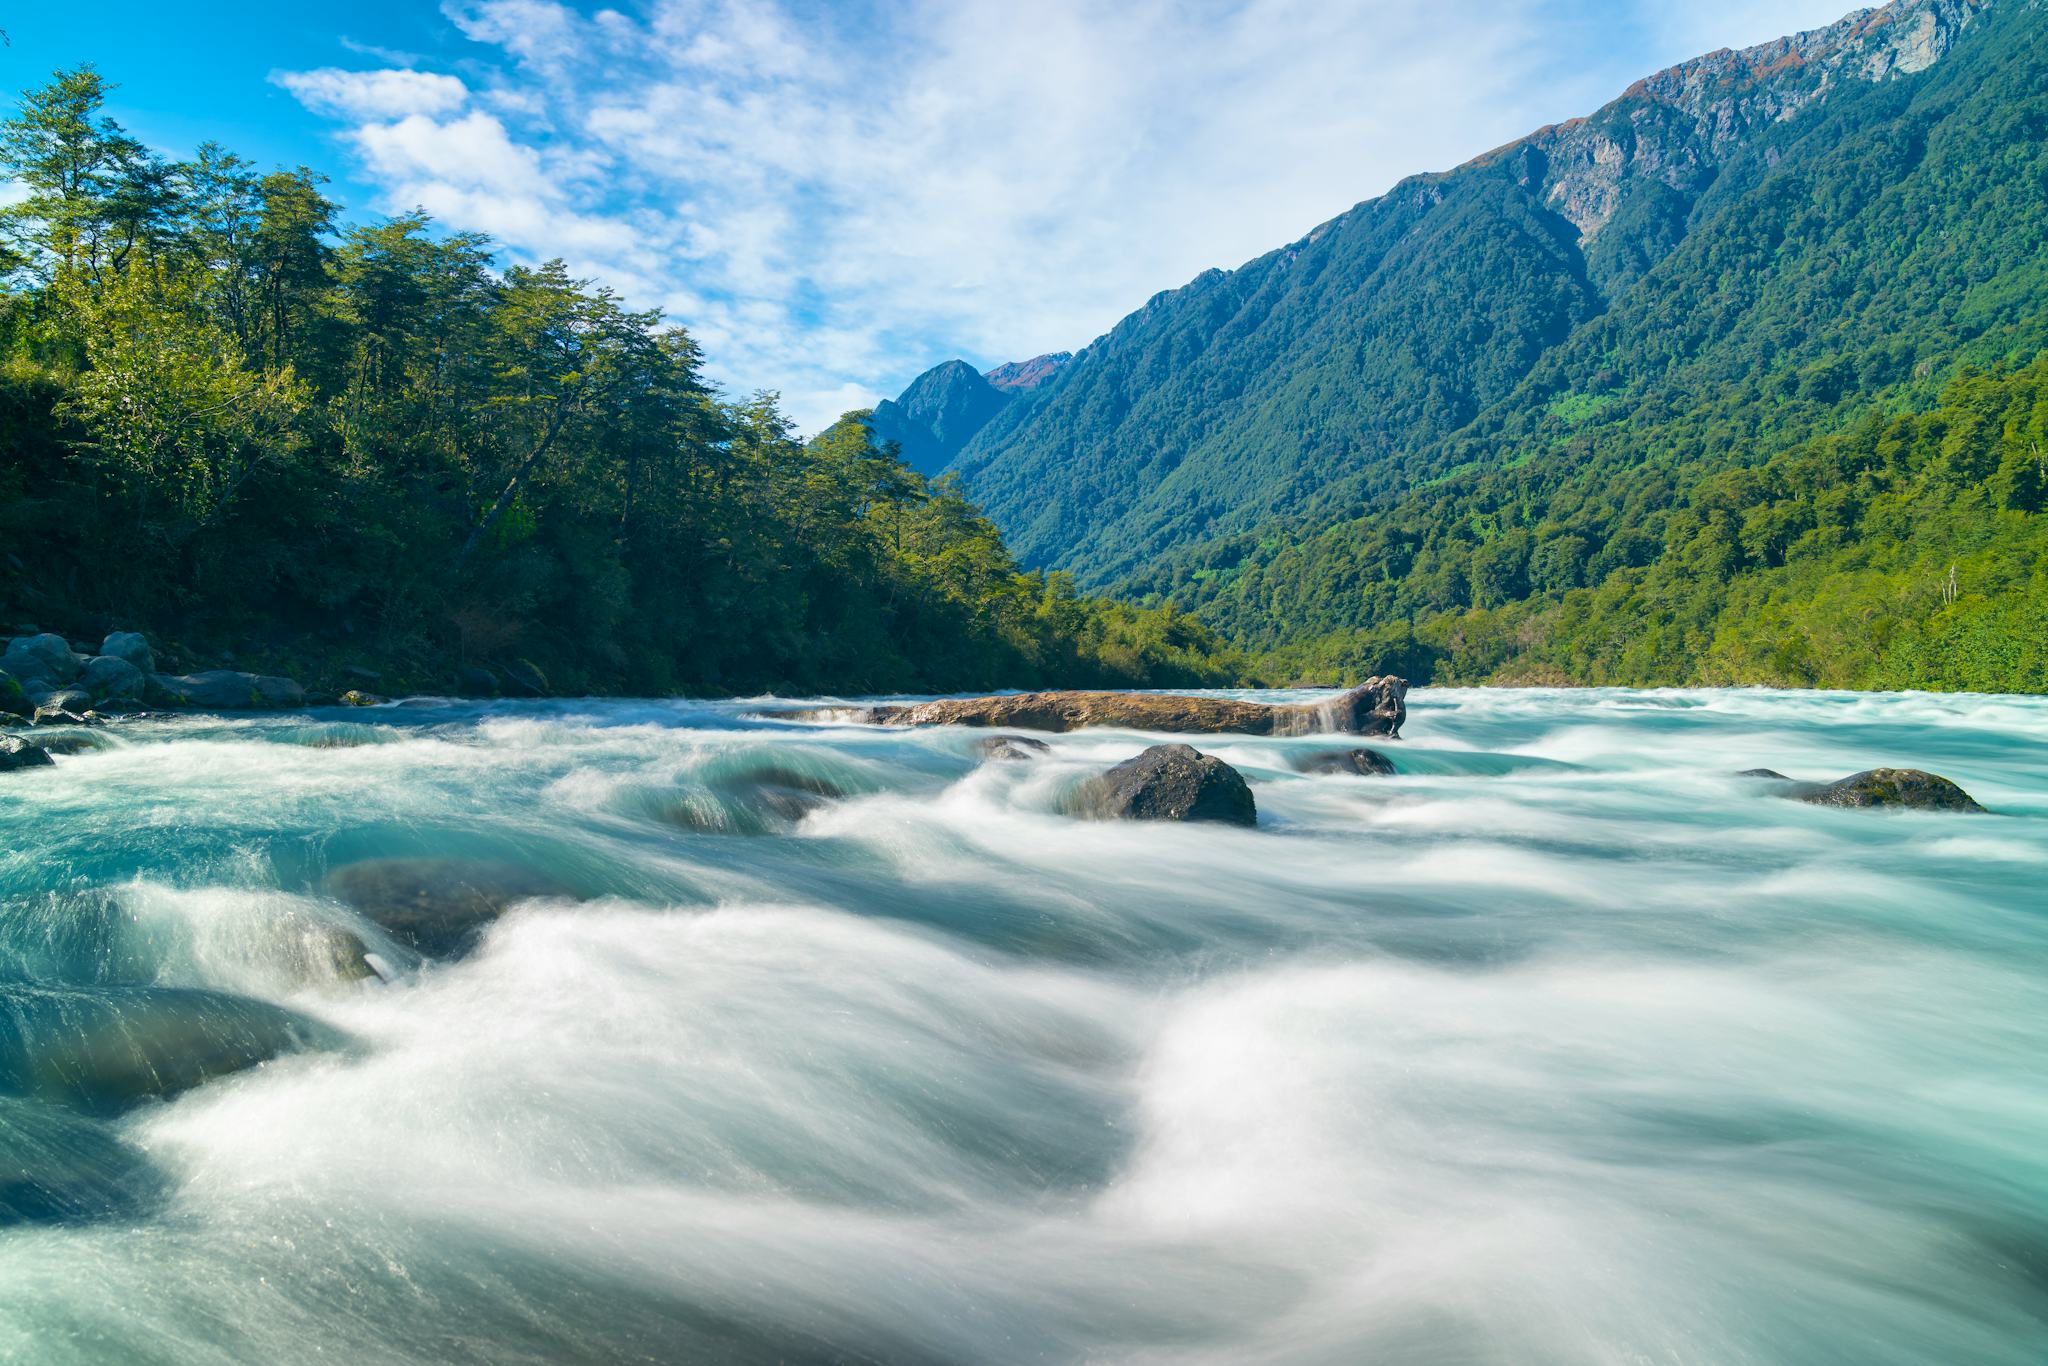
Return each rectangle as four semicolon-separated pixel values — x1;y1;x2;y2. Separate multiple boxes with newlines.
2;0;1861;430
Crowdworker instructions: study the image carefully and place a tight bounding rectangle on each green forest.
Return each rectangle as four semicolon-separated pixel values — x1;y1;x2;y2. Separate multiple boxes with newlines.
1102;0;2048;693
0;68;1234;698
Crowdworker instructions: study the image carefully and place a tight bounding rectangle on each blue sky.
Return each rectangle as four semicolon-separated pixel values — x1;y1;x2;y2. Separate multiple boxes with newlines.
4;0;1860;429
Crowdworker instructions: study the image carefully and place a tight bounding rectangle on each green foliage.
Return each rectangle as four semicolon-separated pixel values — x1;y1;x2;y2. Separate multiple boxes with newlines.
1233;359;2048;692
1108;0;2048;694
0;67;1235;696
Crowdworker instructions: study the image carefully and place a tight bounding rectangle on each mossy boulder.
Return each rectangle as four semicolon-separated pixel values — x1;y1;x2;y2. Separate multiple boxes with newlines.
1795;768;1985;812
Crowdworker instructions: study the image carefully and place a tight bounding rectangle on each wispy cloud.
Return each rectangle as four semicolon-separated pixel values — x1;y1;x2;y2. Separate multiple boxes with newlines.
282;0;1858;430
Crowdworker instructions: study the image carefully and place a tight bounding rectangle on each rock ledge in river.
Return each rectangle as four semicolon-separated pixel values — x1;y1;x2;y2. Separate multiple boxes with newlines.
774;677;1407;738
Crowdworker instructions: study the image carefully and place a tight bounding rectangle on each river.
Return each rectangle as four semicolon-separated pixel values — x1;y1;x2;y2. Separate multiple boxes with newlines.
0;687;2043;1364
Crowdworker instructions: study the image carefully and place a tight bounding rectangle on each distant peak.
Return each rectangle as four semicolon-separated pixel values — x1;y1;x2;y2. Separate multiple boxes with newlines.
984;352;1073;394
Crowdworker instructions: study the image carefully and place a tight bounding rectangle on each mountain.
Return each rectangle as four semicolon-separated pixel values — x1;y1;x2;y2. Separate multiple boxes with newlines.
864;352;1071;475
944;0;2008;585
1125;0;2048;689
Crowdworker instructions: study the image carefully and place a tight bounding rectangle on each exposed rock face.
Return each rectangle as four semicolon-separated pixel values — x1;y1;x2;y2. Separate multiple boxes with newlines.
976;734;1051;762
98;632;154;674
1294;747;1397;777
457;666;499;698
324;858;571;959
0;737;54;772
1796;767;1986;812
778;678;1408;738
1530;0;1990;245
1073;744;1256;826
1737;768;1792;780
983;352;1072;394
339;690;389;707
0;671;26;718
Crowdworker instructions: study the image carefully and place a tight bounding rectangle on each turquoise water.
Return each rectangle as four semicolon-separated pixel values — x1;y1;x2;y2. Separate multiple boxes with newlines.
0;687;2044;1364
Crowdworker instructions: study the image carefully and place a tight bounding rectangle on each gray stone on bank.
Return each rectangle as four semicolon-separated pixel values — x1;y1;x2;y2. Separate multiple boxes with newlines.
147;670;305;711
1073;743;1257;827
99;632;154;674
78;655;144;702
0;634;80;685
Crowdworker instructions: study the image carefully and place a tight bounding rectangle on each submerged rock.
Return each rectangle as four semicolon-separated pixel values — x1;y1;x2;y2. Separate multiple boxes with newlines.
1294;747;1397;777
0;1097;166;1227
25;732;109;756
0;736;54;772
1073;744;1257;827
323;858;572;959
1737;768;1792;781
1796;768;1986;813
773;677;1409;738
976;734;1051;762
0;985;336;1115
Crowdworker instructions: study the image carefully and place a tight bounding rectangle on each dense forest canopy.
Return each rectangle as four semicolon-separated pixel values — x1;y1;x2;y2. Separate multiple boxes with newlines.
0;66;1235;697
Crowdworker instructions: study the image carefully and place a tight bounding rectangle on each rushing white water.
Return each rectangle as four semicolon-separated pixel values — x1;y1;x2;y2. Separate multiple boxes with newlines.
1;687;2044;1364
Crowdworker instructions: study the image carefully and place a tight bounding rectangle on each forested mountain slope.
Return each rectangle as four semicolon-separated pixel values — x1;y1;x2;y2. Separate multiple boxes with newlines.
947;0;2005;584
1125;0;2048;689
865;352;1070;476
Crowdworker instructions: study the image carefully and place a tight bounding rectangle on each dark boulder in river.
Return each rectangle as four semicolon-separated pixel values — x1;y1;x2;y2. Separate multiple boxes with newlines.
1294;747;1397;777
1795;768;1986;813
0;736;54;771
324;858;572;959
976;734;1051;762
1074;744;1257;827
773;677;1408;738
0;985;336;1115
0;1097;166;1227
1737;768;1792;781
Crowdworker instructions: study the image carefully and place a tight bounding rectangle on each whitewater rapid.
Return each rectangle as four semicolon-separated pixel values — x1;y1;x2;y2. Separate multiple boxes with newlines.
1;688;2044;1364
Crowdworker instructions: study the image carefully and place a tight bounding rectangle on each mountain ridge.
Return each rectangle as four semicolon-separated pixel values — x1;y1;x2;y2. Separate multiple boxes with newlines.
937;0;1997;583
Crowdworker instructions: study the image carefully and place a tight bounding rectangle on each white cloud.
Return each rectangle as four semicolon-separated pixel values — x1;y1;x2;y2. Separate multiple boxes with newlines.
274;67;470;121
284;0;1873;433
